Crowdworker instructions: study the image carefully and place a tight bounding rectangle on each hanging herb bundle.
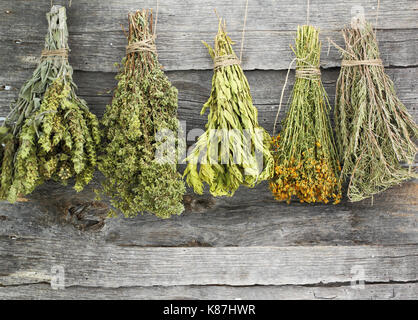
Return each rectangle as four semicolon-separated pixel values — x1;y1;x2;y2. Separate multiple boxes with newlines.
0;6;100;203
98;10;185;219
0;127;13;199
184;19;274;197
334;21;418;202
270;25;342;204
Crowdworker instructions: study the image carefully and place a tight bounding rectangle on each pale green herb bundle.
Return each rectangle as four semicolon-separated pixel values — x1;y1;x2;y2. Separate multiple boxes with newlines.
0;6;100;202
334;21;418;202
99;10;185;219
270;25;342;205
184;20;274;197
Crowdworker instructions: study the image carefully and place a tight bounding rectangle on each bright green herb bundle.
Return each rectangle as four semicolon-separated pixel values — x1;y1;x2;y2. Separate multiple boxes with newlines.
99;10;185;219
0;6;100;202
334;21;418;202
184;19;274;197
270;25;342;204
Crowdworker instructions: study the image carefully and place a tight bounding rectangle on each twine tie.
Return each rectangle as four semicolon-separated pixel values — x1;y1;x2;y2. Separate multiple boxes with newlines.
126;36;157;55
41;48;69;59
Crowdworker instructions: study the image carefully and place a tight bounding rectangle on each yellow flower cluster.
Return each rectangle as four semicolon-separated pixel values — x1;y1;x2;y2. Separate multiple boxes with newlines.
270;135;342;204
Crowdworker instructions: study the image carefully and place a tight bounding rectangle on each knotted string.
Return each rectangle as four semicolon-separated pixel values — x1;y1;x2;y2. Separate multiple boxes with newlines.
126;36;157;55
41;48;69;59
295;66;321;80
272;57;320;136
213;0;249;70
328;1;384;69
214;54;241;70
273;0;316;136
125;2;159;56
341;59;383;67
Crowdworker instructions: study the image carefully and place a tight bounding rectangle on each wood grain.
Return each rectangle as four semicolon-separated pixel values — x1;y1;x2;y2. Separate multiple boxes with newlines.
0;0;417;300
1;68;417;131
1;283;417;300
0;179;416;248
0;1;417;72
1;239;417;287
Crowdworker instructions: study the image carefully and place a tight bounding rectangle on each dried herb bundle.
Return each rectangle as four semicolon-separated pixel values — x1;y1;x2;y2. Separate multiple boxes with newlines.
0;6;100;202
270;25;342;204
0;127;13;196
99;10;185;219
184;20;274;197
334;21;418;202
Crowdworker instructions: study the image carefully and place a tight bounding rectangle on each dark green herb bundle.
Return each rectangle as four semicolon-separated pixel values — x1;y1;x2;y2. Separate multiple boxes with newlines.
270;25;342;204
99;10;185;219
184;19;274;197
0;6;100;202
334;21;418;202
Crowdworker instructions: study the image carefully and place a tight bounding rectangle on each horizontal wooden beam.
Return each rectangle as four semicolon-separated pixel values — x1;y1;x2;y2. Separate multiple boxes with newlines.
0;178;417;247
0;1;417;71
1;68;417;133
0;239;417;287
1;283;417;300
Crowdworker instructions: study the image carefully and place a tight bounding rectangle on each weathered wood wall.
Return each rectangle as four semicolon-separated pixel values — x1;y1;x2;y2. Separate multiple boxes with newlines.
0;0;417;300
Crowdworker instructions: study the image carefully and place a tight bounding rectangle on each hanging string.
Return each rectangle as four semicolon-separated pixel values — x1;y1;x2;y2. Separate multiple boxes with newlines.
273;58;296;136
272;55;320;136
154;0;159;37
126;9;158;55
306;0;310;25
273;0;313;136
50;0;72;8
333;1;384;68
375;0;380;33
213;0;248;69
239;0;249;63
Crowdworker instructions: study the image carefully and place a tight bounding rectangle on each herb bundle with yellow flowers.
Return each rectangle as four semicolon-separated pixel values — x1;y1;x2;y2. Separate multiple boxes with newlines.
0;6;100;202
184;19;274;197
334;21;418;202
270;25;342;204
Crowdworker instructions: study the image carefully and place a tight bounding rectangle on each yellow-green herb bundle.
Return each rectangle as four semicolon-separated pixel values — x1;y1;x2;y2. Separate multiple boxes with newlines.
184;20;274;197
99;10;185;219
270;25;342;204
334;21;418;202
0;6;100;202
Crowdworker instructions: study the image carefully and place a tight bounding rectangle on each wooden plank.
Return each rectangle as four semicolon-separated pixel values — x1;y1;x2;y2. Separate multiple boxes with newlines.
3;0;417;32
3;0;417;35
1;283;417;300
0;240;417;287
1;68;417;131
0;178;417;248
1;30;416;72
0;1;417;71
